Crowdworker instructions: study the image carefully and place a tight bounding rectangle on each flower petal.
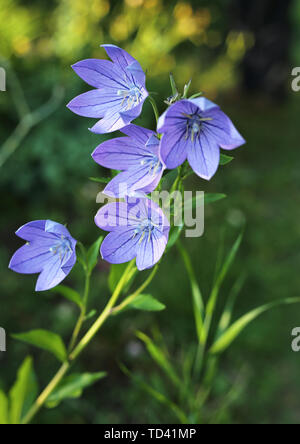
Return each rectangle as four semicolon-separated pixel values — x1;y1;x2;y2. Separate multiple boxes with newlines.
67;89;122;118
190;97;220;112
104;165;161;198
203;108;246;150
90;102;144;134
15;220;53;242
121;124;154;144
187;133;220;180
160;127;189;169
71;59;128;90
9;244;53;274
95;202;140;231
35;254;67;292
157;99;197;133
100;228;139;264
136;228;168;271
92;134;153;170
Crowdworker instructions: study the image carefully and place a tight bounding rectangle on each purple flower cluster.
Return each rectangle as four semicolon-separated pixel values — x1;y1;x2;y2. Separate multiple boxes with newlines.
9;45;245;289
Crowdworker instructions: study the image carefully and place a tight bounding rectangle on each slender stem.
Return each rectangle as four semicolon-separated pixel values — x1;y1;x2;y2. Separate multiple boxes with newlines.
70;260;135;361
112;265;159;315
148;95;160;124
22;261;135;424
21;362;70;425
68;272;91;352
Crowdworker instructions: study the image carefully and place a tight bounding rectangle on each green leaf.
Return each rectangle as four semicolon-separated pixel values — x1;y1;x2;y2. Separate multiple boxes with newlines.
177;241;204;344
136;331;180;387
87;236;103;274
217;274;246;337
120;363;187;424
0;390;9;425
220;154;234;165
205;193;227;204
12;330;67;363
200;233;243;346
167;223;184;249
210;298;300;355
161;169;178;189
84;309;97;321
189;92;203;99
54;285;82;309
129;295;166;312
46;372;107;408
169;73;178;95
88;177;110;184
9;357;38;424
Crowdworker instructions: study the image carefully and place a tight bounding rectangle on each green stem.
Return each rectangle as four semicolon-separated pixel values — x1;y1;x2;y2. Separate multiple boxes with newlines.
69;260;135;361
148;95;160;124
21;362;70;425
22;260;135;424
68;272;91;352
112;265;159;315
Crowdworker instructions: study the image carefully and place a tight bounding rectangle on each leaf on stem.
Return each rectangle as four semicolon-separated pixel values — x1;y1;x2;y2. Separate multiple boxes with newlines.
210;297;300;354
87;235;104;274
9;357;38;424
126;294;166;312
46;372;107;408
220;154;234;165
12;330;67;363
54;285;83;309
136;331;180;387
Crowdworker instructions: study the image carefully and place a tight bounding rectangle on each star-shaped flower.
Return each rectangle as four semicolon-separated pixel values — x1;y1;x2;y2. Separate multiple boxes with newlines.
92;124;165;198
9;220;77;291
67;45;148;134
157;97;245;180
95;198;170;271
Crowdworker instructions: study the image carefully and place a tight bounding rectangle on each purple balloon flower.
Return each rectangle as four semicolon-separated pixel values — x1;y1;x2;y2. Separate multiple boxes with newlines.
67;44;148;134
9;220;77;292
157;97;245;180
92;124;165;198
95;198;170;271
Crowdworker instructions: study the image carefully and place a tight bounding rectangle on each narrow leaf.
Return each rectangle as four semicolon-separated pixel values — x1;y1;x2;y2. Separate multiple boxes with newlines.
46;372;106;408
89;177;110;184
129;294;166;312
87;236;103;273
136;331;180;387
210;297;300;354
0;390;9;425
169;73;178;95
120;363;187;424
54;285;82;309
177;241;204;343
220;154;234;165
12;330;67;363
9;357;38;424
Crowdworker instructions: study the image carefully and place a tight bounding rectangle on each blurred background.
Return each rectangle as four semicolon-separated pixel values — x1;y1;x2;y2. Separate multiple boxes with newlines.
1;0;300;424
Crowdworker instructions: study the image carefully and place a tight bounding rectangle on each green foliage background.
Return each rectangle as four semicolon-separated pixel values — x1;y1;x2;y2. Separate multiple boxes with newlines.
1;0;300;424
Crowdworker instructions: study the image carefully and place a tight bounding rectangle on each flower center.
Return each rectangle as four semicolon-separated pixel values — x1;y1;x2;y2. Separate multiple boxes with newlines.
118;85;142;110
140;154;162;176
183;113;213;142
50;236;72;261
134;219;159;243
